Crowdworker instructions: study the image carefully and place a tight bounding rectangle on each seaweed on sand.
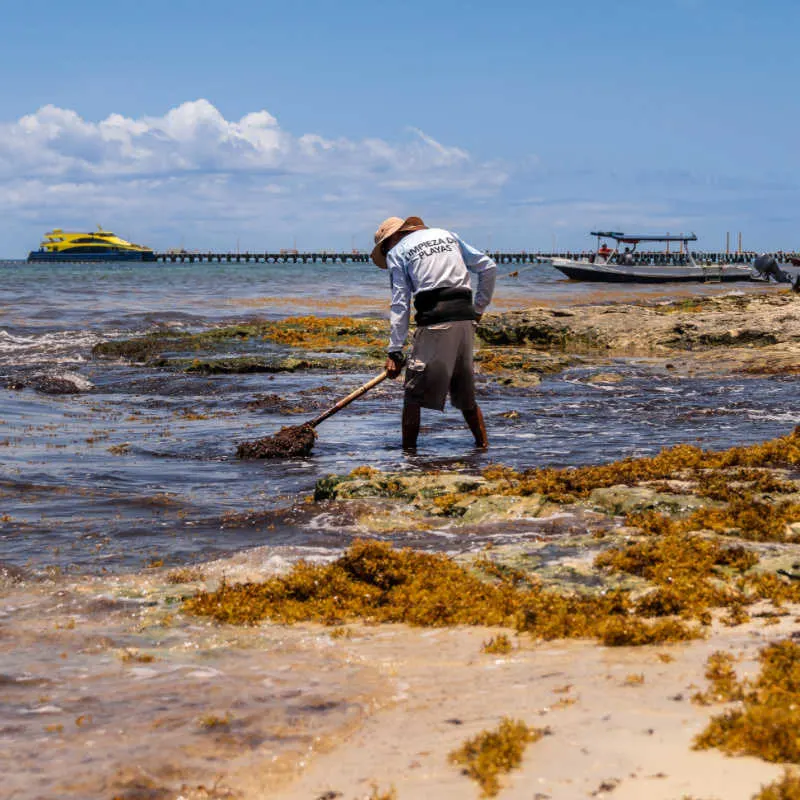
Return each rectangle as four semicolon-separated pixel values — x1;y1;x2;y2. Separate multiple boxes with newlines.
692;651;744;705
448;717;545;797
183;540;699;645
694;640;800;764
753;770;800;799
594;519;757;619
594;510;800;619
236;424;317;459
482;634;513;655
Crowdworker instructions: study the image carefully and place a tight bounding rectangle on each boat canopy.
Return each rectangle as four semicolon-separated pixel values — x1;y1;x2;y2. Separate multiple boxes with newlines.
591;231;698;244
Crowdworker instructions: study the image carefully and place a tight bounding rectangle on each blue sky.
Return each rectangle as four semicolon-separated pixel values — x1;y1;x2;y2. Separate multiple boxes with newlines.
0;0;798;255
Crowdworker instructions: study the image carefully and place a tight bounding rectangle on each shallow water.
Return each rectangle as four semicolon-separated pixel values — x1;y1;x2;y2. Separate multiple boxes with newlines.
1;258;797;575
2;258;799;798
0;572;387;800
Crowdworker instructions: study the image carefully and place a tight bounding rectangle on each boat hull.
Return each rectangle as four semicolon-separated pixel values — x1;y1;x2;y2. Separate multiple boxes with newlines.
27;250;156;263
550;259;760;284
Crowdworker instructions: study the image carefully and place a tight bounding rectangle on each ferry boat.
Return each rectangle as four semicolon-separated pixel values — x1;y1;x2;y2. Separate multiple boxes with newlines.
551;232;761;283
27;227;156;262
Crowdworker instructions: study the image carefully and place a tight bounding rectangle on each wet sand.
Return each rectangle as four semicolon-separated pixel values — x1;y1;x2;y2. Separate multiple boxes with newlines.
277;619;790;800
0;568;389;800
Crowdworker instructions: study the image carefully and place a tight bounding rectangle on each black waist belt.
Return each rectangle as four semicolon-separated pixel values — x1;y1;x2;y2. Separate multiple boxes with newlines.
414;286;476;327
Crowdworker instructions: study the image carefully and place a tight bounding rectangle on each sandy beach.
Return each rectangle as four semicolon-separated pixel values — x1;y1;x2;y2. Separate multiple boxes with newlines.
274;619;792;800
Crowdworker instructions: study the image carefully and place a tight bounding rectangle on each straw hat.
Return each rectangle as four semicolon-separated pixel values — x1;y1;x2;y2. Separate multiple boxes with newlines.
371;215;426;268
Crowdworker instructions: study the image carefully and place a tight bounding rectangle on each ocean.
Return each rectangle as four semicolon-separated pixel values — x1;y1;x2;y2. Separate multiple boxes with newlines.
2;257;800;798
2;258;799;572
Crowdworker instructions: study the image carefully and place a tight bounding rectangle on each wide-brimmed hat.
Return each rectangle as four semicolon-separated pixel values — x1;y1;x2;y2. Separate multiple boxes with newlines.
371;215;426;268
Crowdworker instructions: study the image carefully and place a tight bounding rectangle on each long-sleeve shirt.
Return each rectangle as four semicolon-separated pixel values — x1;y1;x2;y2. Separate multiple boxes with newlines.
385;227;496;352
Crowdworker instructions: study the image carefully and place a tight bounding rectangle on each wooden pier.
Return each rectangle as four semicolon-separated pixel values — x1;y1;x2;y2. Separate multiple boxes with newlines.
153;250;775;265
155;251;374;264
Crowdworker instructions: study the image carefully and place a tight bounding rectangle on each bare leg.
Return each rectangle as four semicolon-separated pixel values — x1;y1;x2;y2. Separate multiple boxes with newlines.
462;405;488;448
402;400;421;450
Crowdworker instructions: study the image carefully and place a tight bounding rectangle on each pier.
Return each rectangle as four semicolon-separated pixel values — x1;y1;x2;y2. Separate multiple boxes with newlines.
155;251;374;264
152;250;779;265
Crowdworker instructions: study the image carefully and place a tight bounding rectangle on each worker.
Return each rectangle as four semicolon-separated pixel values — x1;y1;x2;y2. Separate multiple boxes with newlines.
371;215;496;450
597;242;613;263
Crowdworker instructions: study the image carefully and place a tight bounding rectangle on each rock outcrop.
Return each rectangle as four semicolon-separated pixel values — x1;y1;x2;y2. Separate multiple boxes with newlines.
478;291;800;376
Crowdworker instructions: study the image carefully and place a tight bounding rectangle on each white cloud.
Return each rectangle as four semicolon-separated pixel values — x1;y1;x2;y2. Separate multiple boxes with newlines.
0;99;509;252
0;99;500;183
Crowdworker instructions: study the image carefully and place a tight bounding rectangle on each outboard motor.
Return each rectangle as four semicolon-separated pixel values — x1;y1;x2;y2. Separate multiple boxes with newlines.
753;253;800;291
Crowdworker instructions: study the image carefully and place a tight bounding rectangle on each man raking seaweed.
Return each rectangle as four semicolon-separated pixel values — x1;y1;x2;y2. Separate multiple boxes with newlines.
373;215;496;450
236;214;496;458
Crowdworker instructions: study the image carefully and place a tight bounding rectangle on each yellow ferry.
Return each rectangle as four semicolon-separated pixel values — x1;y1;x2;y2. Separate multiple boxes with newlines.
27;226;156;262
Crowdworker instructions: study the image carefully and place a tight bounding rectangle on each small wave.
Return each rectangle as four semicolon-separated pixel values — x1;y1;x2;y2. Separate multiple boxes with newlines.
199;544;342;583
0;329;105;367
742;409;800;423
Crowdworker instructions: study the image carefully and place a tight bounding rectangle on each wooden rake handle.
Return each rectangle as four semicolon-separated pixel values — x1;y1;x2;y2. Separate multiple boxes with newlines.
308;370;390;429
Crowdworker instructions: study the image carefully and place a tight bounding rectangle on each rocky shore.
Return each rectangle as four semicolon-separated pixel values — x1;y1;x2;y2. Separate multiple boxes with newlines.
92;290;800;386
20;288;797;798
480;290;800;377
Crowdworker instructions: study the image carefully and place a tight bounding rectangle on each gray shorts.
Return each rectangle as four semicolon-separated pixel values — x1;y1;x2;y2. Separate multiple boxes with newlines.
404;320;477;411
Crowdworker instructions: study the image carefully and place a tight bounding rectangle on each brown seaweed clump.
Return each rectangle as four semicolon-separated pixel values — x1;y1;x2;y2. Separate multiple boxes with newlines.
694;640;800;764
183;540;699;645
691;652;744;705
261;315;387;351
594;512;800;621
594;520;758;621
448;717;545;797
483;634;513;655
753;770;800;799
236;424;317;459
184;540;523;627
479;425;800;505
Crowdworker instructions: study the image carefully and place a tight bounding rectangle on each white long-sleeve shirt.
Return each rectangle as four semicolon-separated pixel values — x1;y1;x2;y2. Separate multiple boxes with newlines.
385;227;496;352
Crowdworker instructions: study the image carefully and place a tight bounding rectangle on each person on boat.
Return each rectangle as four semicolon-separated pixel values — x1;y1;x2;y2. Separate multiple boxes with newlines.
371;215;496;450
597;242;612;263
620;247;634;266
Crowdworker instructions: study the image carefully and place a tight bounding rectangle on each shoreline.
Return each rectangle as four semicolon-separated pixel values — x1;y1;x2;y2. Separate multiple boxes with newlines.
5;286;800;798
8;423;800;798
5;534;799;799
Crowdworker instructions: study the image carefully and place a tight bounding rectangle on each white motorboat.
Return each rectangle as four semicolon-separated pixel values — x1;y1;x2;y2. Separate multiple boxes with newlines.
551;232;762;283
